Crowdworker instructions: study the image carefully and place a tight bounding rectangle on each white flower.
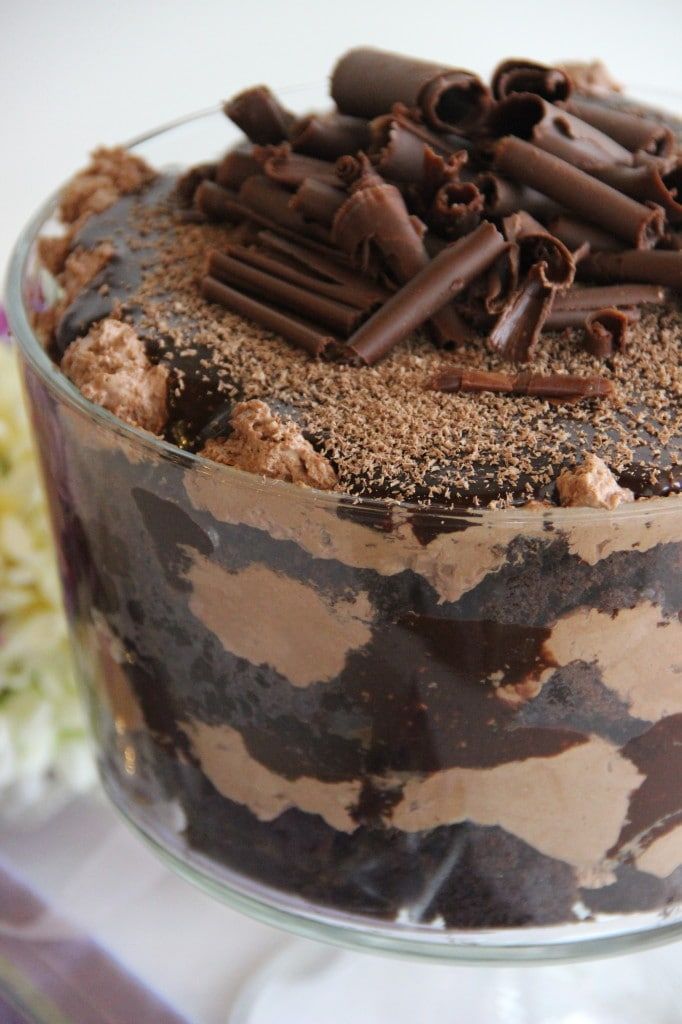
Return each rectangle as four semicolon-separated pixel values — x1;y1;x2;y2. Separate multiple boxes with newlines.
0;343;96;814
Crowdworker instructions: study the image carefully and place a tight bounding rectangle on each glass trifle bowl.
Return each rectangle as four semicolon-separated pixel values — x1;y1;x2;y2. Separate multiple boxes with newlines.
5;94;682;1022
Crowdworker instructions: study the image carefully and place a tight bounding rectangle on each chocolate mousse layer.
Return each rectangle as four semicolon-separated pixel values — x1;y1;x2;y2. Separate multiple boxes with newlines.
22;50;682;933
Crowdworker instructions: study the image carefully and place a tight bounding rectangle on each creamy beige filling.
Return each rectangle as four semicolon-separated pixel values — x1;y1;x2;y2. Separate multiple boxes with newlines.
635;823;682;879
389;737;642;876
182;718;643;880
181;720;362;832
185;471;509;604
560;503;681;565
544;602;682;722
185;554;374;687
185;468;680;601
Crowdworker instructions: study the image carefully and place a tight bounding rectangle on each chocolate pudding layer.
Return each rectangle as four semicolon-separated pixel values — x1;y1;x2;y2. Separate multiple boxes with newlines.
22;50;682;933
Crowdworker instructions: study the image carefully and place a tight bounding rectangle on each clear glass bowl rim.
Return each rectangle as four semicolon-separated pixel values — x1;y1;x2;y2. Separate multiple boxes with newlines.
4;105;680;529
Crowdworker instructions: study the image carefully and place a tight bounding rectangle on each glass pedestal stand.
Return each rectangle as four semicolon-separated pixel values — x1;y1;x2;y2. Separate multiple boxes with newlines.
126;803;682;1024
230;938;682;1024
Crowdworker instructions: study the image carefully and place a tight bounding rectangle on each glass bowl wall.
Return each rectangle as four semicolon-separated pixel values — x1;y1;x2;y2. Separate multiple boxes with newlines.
5;102;682;964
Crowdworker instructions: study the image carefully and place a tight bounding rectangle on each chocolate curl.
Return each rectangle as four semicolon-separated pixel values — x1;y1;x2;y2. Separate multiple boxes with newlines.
255;144;340;189
584;307;631;357
257;231;391;307
291;113;371;160
238;176;332;242
331;176;469;344
545;306;640;330
201;276;336;356
223;85;295;145
548;214;625;254
290;178;346;226
370;121;442;184
215;148;261;190
475;172;564;221
578;249;682;289
489;94;633;170
553;283;667;311
334;153;380;191
195;180;240;219
493;136;665;248
341;222;506;365
331;47;492;133
568;97;675;157
589;162;682;225
633;149;678;173
429;181;484;239
369;112;468;184
207;249;363;336
430;366;613;401
332;180;428;277
503;210;576;288
195;180;341;260
488;262;554;362
483;243;520;314
491;59;572;103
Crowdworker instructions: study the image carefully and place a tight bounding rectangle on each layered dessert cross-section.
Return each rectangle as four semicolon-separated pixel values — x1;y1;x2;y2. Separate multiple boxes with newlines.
23;48;682;931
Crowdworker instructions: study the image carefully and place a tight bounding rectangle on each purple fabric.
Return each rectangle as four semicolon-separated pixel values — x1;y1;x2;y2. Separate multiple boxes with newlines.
0;861;190;1024
0;991;31;1024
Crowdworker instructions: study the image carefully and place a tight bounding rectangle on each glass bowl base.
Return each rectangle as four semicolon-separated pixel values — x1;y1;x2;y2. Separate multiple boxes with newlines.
229;939;682;1024
104;768;682;966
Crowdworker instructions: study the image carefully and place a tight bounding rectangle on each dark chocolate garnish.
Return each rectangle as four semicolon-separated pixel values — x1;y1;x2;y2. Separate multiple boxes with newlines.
584;307;630;357
503;210;576;288
429;181;483;239
488;262;555;362
331;47;492;133
548;214;625;254
201;275;337;356
546;306;639;331
291;113;372;160
207;249;363;336
256;231;391;307
492;58;572;103
475;172;563;221
569;96;675;157
493;136;665;248
223;85;295;145
579;249;682;289
489;93;632;169
553;283;667;310
590;162;682;225
215;148;261;190
290;177;346;226
431;366;613;401
342;221;506;365
255;143;341;189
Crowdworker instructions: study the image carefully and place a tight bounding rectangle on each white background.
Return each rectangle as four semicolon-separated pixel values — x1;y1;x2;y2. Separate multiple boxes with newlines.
2;2;682;1019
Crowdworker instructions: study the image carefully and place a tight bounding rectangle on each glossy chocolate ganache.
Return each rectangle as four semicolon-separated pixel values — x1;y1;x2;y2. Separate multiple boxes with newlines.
30;50;682;930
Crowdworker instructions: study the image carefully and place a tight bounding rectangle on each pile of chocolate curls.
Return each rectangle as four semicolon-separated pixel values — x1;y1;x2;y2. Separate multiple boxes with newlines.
181;48;682;399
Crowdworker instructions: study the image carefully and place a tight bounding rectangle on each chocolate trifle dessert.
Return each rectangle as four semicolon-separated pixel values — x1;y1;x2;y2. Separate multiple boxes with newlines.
22;48;681;931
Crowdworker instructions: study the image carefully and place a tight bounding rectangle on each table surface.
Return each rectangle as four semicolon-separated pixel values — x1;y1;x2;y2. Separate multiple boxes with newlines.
2;1;682;1018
